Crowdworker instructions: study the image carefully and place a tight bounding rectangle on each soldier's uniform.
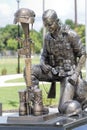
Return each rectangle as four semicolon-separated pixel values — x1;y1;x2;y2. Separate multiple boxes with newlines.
31;24;86;114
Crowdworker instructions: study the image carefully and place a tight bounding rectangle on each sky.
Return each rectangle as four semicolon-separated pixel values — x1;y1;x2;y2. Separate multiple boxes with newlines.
0;0;85;31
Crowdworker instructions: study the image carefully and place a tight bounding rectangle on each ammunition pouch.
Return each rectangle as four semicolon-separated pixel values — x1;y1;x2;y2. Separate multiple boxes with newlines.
49;55;55;66
63;60;72;71
52;65;73;77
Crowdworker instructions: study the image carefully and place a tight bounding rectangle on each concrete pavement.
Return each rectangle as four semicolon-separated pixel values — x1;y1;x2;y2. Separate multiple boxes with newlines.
0;69;86;87
0;74;25;87
0;74;50;87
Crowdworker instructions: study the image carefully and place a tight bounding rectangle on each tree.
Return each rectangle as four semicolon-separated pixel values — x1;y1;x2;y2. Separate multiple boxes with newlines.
65;19;75;29
0;24;23;51
0;21;85;53
74;24;85;45
30;30;43;54
65;19;85;45
7;38;18;50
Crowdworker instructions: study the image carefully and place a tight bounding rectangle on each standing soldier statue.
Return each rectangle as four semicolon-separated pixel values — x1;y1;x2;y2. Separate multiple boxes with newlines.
14;8;48;116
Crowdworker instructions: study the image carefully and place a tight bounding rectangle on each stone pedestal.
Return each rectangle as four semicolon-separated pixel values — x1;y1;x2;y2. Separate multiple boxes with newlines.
0;109;87;130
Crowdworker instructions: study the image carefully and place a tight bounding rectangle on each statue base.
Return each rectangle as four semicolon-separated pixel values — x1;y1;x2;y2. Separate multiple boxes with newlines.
7;112;59;124
0;109;87;130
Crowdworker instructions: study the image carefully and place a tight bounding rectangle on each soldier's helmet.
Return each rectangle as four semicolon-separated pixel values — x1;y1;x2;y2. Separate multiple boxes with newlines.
42;9;59;23
65;100;82;116
14;8;35;24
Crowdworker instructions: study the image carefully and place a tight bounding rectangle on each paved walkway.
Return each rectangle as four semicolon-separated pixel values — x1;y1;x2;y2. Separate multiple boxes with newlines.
0;74;25;87
0;74;51;87
0;69;86;87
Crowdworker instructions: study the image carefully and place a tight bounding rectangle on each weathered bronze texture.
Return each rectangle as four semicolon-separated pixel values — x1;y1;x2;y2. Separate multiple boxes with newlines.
14;8;87;116
19;90;27;116
31;9;87;116
14;8;46;116
33;89;43;116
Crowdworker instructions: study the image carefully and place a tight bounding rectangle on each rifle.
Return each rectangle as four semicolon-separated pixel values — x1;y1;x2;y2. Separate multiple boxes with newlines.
18;23;33;115
14;8;44;116
68;55;86;86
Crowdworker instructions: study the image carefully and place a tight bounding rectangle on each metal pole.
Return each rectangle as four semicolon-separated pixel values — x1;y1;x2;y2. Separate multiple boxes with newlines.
85;0;87;80
16;0;20;73
42;0;46;46
43;0;45;12
74;0;77;26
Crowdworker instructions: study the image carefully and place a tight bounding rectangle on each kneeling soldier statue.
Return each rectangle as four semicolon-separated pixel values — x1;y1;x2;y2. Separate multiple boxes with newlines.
29;9;86;116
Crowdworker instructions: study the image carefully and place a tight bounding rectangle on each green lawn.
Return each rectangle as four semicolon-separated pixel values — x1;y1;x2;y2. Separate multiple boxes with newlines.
0;83;60;111
0;86;25;111
0;55;40;111
0;56;60;111
0;55;40;75
0;56;86;111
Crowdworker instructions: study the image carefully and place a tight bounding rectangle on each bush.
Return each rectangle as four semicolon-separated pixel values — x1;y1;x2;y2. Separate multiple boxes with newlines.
1;68;7;75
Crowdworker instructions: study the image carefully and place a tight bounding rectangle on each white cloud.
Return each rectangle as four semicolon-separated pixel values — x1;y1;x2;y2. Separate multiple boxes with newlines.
0;4;11;16
45;0;85;24
0;0;85;30
20;0;43;16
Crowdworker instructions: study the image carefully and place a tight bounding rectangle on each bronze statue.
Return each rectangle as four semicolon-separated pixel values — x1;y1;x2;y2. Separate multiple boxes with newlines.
25;9;86;116
14;8;49;116
14;8;87;116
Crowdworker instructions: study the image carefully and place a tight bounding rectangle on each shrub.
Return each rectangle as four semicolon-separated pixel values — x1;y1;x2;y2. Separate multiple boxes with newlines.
1;68;7;75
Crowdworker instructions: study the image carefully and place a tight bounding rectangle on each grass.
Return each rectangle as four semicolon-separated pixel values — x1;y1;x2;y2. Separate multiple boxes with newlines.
0;86;25;111
0;83;60;111
4;76;60;110
0;58;24;75
0;55;41;111
0;55;40;75
0;56;86;111
40;82;60;107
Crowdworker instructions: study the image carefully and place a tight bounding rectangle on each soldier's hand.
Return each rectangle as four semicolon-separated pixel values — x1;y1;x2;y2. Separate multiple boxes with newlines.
41;63;52;73
68;72;78;86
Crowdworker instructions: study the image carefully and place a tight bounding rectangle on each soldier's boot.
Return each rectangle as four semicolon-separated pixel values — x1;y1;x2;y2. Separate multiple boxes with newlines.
33;88;49;116
18;89;27;116
25;89;34;115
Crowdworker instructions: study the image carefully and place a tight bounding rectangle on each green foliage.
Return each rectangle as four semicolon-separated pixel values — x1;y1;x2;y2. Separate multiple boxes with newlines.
7;38;18;50
65;19;75;29
0;24;23;51
0;29;5;51
0;42;5;51
0;24;42;54
30;30;43;54
1;68;7;75
0;21;85;53
74;25;85;44
65;19;85;45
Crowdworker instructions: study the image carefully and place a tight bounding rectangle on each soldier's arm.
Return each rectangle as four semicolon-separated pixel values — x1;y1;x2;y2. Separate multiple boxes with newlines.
40;34;52;73
68;30;86;85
